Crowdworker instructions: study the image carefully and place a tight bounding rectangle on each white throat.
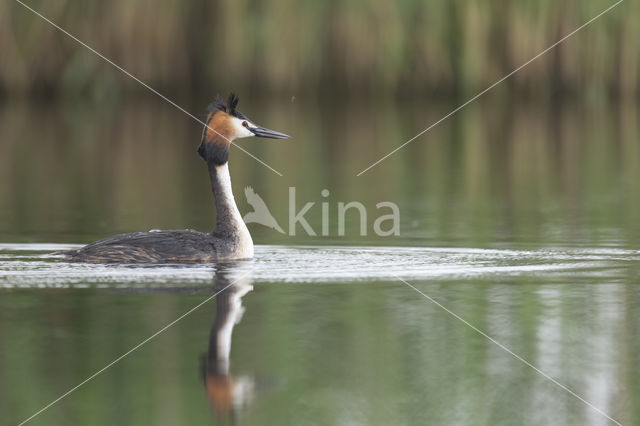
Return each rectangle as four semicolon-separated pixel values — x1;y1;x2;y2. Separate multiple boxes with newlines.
212;163;254;258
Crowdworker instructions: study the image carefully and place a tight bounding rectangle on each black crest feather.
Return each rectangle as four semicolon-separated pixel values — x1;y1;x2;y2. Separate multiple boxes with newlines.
206;92;246;119
227;93;239;116
208;94;227;113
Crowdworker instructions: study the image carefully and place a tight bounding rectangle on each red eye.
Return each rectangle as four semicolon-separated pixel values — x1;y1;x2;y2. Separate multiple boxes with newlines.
242;121;248;127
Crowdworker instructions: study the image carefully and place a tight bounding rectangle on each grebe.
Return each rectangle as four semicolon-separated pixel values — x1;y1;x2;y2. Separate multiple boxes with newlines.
64;93;289;263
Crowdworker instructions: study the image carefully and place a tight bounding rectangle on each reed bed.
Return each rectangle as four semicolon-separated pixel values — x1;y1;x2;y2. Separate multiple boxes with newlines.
0;0;637;100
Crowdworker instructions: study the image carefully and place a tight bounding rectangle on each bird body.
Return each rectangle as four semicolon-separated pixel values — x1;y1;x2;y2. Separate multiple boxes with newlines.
66;230;219;263
64;94;289;264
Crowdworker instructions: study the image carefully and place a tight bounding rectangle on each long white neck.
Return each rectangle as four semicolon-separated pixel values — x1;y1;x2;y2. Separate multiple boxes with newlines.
209;162;253;258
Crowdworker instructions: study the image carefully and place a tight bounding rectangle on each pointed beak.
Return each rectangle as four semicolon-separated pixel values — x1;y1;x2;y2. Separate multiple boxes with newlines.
250;124;290;139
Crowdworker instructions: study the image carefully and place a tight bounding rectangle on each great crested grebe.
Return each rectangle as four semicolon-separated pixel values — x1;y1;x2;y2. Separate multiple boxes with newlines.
64;93;289;263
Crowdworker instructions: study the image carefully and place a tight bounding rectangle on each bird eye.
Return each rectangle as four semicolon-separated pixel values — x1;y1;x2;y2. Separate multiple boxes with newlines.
242;121;248;127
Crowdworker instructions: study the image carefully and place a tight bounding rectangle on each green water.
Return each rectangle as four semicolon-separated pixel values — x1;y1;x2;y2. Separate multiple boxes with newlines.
1;100;639;425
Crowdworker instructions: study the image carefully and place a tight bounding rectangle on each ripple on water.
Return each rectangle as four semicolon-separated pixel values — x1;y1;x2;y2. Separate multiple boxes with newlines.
0;243;637;288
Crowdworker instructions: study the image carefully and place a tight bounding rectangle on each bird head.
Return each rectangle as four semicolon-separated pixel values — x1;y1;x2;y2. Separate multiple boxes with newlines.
199;93;290;165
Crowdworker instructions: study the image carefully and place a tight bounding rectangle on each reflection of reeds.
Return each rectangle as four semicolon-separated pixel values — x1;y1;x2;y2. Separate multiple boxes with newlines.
1;0;637;99
0;100;638;244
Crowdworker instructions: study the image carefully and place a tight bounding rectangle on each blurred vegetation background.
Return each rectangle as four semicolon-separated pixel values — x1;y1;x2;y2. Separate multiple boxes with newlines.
1;0;639;246
0;0;637;101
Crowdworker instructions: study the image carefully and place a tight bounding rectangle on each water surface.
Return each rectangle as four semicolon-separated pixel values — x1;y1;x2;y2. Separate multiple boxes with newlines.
1;100;639;425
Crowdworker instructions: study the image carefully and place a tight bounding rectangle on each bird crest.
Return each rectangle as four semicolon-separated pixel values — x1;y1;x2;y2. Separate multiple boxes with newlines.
208;92;246;119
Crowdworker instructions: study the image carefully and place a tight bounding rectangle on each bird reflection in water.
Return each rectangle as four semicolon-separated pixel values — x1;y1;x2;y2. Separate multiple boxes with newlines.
201;262;255;422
